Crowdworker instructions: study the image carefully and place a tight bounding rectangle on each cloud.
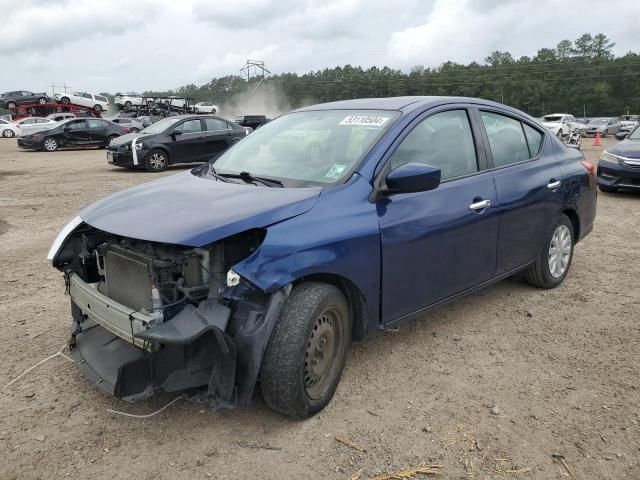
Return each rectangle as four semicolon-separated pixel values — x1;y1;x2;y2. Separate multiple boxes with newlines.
0;0;161;54
386;0;640;68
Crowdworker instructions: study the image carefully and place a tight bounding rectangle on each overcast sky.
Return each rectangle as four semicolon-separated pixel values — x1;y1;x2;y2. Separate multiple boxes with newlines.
1;0;639;95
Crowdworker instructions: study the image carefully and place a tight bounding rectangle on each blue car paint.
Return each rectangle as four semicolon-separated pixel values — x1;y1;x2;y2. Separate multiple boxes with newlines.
79;171;321;246
77;96;596;338
596;133;640;190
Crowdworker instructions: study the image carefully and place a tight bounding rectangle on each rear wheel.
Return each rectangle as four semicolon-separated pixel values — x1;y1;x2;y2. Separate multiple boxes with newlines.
93;104;102;113
260;282;351;418
38;97;47;104
130;127;139;133
43;137;58;152
525;214;574;289
598;185;617;193
144;149;168;172
61;97;70;105
2;128;15;138
6;101;16;110
124;101;132;109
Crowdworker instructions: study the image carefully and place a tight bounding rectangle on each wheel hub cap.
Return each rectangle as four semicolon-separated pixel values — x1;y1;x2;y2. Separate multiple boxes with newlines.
548;225;571;278
150;153;166;169
44;139;56;150
304;311;338;399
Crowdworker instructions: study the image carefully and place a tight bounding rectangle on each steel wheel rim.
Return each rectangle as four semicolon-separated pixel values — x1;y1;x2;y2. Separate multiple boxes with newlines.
44;139;57;151
304;307;343;400
548;225;571;278
149;153;166;169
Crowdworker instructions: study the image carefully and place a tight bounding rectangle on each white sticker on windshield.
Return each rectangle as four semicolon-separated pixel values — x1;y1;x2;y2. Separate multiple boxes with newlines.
325;164;347;179
339;115;389;127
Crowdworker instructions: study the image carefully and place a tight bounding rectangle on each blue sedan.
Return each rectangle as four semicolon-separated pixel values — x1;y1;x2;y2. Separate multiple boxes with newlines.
48;96;597;417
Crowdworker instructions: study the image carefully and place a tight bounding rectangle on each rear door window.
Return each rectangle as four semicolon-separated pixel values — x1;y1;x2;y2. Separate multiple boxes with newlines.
204;118;228;131
95;95;107;102
389;109;478;181
480;112;531;167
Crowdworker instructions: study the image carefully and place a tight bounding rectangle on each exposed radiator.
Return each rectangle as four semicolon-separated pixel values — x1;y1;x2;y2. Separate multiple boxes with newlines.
104;245;153;311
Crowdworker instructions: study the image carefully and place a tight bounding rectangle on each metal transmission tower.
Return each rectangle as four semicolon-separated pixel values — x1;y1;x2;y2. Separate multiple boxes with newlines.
239;60;271;96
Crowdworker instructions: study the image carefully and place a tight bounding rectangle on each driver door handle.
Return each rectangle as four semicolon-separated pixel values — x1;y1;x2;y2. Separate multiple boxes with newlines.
547;180;561;189
469;199;491;211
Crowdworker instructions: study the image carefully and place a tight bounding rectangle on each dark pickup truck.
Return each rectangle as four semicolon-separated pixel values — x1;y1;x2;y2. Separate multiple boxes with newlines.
234;114;270;130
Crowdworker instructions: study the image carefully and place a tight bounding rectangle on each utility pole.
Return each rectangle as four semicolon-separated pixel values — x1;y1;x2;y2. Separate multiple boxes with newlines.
239;60;271;82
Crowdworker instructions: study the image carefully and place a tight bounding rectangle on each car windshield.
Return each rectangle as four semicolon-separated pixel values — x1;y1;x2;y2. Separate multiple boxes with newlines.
543;115;563;123
589;118;609;125
628;127;640;140
140;117;183;134
210;109;399;187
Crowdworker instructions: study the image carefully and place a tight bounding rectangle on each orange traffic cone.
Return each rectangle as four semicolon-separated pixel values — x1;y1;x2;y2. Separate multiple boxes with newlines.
593;132;602;146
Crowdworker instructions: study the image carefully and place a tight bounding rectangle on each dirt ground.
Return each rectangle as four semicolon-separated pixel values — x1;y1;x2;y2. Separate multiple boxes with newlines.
0;137;638;480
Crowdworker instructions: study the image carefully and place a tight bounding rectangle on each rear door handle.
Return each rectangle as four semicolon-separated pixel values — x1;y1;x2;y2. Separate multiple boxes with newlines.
469;199;491;211
547;180;561;189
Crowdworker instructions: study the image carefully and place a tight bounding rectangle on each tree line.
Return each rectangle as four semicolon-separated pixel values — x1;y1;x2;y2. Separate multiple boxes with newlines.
152;33;640;118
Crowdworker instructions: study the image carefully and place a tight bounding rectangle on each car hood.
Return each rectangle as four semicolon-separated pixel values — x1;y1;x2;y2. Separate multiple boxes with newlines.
79;171;322;246
109;132;157;146
608;139;640;159
541;121;561;128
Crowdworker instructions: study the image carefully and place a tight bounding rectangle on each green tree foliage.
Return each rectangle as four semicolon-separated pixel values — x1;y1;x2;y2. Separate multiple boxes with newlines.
150;33;637;118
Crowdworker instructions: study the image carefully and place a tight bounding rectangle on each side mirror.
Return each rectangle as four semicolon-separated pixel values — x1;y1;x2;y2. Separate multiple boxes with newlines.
384;163;441;195
171;130;183;137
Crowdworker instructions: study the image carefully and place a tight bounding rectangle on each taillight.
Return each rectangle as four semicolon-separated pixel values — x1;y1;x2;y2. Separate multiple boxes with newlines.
123;127;129;133
580;160;595;174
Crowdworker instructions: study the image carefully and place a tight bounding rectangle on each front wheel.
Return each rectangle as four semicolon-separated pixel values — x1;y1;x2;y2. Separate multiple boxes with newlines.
130;127;139;133
2;128;15;138
61;97;70;105
525;214;574;289
124;101;132;109
38;97;47;104
93;104;102;113
144;149;168;172
260;282;351;418
6;101;16;110
43;137;58;152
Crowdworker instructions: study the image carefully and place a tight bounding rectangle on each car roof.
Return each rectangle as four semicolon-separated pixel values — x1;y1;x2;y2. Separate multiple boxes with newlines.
294;96;521;114
545;113;572;116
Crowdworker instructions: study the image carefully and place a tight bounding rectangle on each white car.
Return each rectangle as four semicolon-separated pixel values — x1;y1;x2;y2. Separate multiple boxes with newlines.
114;92;152;109
13;117;59;137
0;118;19;138
159;96;187;109
46;112;76;122
193;102;218;114
540;113;586;137
53;91;110;112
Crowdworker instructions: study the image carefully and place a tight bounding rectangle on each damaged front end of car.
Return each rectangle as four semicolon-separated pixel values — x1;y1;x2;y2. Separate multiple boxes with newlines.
50;219;289;408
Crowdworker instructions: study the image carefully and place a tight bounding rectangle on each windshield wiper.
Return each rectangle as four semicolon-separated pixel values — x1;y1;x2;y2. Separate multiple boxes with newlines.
217;171;284;187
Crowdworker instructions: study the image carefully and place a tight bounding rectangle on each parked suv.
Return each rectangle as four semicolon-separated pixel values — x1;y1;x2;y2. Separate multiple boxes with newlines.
48;97;596;418
114;93;151;109
0;91;49;109
54;92;110;113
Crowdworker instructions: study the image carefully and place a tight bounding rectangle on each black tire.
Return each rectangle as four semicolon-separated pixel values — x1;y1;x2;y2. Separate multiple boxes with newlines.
602;129;608;138
2;128;15;138
130;127;139;133
38;97;47;104
260;282;351;418
598;185;617;193
525;214;574;289
124;101;132;109
42;137;58;152
6;101;16;110
144;149;168;172
61;97;70;105
93;104;102;113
